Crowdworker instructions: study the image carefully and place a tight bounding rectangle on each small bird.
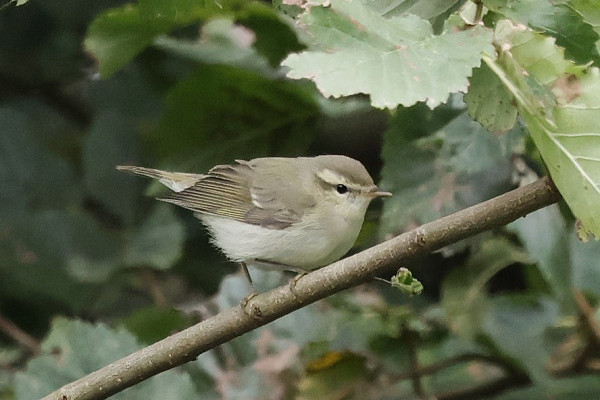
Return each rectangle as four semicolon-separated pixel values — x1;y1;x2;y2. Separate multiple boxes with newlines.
117;155;391;283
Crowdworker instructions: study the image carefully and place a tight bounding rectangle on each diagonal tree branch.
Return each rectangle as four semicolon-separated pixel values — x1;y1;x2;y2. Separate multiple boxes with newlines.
42;177;561;400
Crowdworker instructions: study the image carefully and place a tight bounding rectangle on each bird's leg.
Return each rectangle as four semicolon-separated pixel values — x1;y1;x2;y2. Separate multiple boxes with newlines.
288;271;308;299
252;258;308;299
241;261;256;289
239;262;262;319
253;258;307;274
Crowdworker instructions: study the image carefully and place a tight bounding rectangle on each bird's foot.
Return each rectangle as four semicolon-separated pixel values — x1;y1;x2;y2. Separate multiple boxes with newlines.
288;272;308;299
240;291;263;319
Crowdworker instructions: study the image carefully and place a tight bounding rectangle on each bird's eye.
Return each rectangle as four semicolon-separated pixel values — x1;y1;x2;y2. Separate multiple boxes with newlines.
336;184;348;194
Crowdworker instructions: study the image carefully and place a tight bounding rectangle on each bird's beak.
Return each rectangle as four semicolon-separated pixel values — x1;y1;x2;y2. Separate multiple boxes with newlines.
364;188;393;198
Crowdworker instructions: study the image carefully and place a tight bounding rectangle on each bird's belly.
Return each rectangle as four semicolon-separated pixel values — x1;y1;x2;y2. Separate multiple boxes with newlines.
200;214;361;270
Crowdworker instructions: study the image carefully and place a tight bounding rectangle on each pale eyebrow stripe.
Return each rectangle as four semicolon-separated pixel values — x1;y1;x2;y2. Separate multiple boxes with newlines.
316;169;362;190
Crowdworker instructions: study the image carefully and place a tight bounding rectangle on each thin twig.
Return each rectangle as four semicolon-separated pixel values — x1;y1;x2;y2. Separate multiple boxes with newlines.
550;289;600;375
393;352;531;399
42;177;561;400
392;353;520;381
406;332;426;399
436;373;531;400
573;289;600;343
0;314;40;355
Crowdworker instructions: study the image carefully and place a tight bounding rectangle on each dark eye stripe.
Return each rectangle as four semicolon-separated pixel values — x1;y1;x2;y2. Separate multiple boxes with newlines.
336;184;348;194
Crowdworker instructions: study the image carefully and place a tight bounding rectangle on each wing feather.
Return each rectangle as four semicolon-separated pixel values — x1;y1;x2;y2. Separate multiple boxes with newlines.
158;159;316;229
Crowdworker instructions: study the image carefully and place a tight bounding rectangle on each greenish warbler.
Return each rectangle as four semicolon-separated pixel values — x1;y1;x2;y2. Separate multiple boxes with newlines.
117;155;391;279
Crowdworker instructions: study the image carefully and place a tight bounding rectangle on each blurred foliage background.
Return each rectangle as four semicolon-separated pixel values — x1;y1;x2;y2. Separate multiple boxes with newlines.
2;0;600;399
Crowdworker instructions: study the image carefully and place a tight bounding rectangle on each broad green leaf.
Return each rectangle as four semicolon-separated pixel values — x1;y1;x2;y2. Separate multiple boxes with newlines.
124;204;185;270
153;19;271;72
493;21;573;86
154;5;303;71
569;0;600;56
485;21;600;238
237;3;304;66
570;234;600;297
467;21;573;132
464;62;518;132
508;204;573;308
441;238;532;339
154;64;318;171
367;0;462;20
84;0;297;77
84;5;169;78
122;306;190;344
483;296;559;383
282;0;494;108
0;209;119;310
14;318;199;400
484;0;600;64
84;0;240;77
83;111;140;226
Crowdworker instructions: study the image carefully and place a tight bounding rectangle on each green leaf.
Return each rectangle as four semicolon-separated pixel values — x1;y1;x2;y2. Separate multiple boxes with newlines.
380;108;521;236
381;267;424;297
570;234;600;297
14;318;199;400
84;0;296;77
84;5;166;78
83;0;239;77
493;20;573;86
464;62;518;132
466;20;574;132
569;0;600;56
441;238;532;339
482;296;560;383
122;306;190;344
154;64;318;171
508;204;573;307
0;209;120;310
485;20;600;238
484;0;600;64
368;0;462;20
153;2;303;71
237;3;304;66
124;204;185;270
153;19;271;72
282;0;494;108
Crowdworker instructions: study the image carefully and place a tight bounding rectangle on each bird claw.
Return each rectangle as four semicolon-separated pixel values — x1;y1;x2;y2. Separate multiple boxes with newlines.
240;292;263;319
288;272;307;299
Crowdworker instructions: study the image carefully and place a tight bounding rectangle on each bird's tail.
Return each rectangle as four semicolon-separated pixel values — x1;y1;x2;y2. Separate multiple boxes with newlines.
116;165;204;192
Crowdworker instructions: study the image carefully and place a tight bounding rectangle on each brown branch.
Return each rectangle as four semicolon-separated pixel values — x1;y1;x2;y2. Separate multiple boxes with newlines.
42;177;561;400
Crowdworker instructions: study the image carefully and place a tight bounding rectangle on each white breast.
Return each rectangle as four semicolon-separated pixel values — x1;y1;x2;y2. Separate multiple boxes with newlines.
199;210;366;270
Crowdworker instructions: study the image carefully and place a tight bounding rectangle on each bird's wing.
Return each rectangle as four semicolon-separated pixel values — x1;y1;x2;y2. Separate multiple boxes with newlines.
158;159;316;229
